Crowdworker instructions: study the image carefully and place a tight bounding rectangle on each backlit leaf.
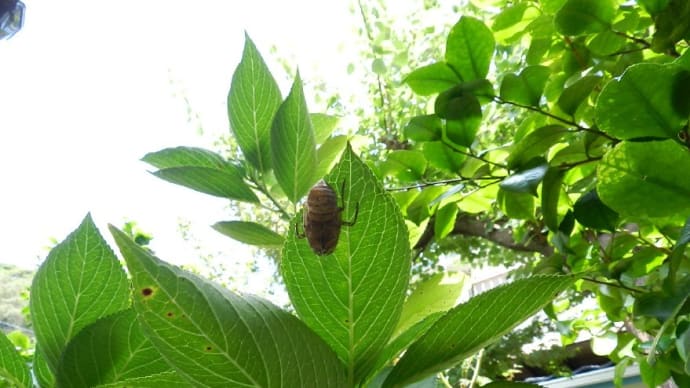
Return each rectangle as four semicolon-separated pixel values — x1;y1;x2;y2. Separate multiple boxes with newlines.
446;17;495;81
384;275;576;387
555;0;617;36
597;140;690;219
228;34;282;172
595;63;690;139
282;144;411;383
30;214;130;374
212;221;284;247
110;226;347;387
404;62;461;96
56;309;188;388
271;73;318;203
0;331;31;388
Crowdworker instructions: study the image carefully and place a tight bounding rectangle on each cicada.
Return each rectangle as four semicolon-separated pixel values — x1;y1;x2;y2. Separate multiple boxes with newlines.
296;179;359;255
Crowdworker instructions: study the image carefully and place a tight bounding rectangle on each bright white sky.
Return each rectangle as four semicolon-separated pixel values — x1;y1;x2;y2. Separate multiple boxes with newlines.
0;1;362;279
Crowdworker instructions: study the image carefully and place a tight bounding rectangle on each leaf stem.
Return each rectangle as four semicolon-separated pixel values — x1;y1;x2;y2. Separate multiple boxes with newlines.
442;139;508;169
386;176;505;192
247;176;292;221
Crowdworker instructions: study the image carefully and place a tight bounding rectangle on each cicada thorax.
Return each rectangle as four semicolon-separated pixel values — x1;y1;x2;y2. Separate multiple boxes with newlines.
299;179;358;256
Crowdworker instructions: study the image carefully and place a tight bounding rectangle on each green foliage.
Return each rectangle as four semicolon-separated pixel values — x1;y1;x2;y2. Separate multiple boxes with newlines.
6;0;690;386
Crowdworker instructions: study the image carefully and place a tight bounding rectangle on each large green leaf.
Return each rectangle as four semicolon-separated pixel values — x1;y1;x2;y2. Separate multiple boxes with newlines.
445;17;495;82
282;145;411;383
270;73;318;203
212;221;284;248
383;275;577;387
0;331;31;388
33;346;55;388
30;214;130;374
597;140;690;219
56;309;188;388
228;34;282;172
404;62;462;96
595;63;690;139
94;371;193;388
554;0;617;36
315;135;349;179
109;226;347;387
142;147;259;203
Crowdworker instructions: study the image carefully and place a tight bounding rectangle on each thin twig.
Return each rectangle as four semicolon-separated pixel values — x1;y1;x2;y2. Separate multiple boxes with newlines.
442;139;509;169
386;176;507;192
581;276;645;294
469;349;484;388
357;0;392;135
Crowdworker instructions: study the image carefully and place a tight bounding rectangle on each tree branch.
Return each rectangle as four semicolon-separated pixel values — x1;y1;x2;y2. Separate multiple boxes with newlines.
414;212;554;257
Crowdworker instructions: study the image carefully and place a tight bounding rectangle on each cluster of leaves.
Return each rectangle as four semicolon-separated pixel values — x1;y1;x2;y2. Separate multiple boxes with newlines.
376;0;690;385
0;28;579;388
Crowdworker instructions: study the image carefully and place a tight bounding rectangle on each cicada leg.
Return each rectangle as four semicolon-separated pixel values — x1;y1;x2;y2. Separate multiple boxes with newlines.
339;179;359;227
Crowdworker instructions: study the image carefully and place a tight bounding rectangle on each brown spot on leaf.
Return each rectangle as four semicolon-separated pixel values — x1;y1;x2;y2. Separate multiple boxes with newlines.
142;287;153;297
166;311;174;318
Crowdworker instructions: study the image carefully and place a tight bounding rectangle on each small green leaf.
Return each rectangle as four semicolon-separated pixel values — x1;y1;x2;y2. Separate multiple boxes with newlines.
383;275;577;387
393;273;466;339
372;58;387;75
404;63;461;96
499;164;548;195
541;167;566;231
423;141;465;173
434;204;459;239
499;66;550;107
507;125;569;169
639;356;671;387
364;313;444;387
143;147;259;203
492;3;528;32
404;115;442;142
56;309;187;388
573;189;619;230
382;150;427;182
30;214;130;374
651;0;690;53
153;166;259;203
588;30;626;56
556;75;600;116
282;144;411;383
212;221;284;247
142;146;227;169
228;34;282;172
597;140;690;219
311;113;340;144
596;63;690;139
315;135;349;179
555;0;617;35
271;73;318;203
110;226;347;387
497;188;535;220
440;97;482;148
0;331;31;388
446;17;495;81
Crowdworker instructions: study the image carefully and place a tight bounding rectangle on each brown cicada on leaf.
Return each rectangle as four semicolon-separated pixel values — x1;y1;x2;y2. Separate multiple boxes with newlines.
296;179;359;255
